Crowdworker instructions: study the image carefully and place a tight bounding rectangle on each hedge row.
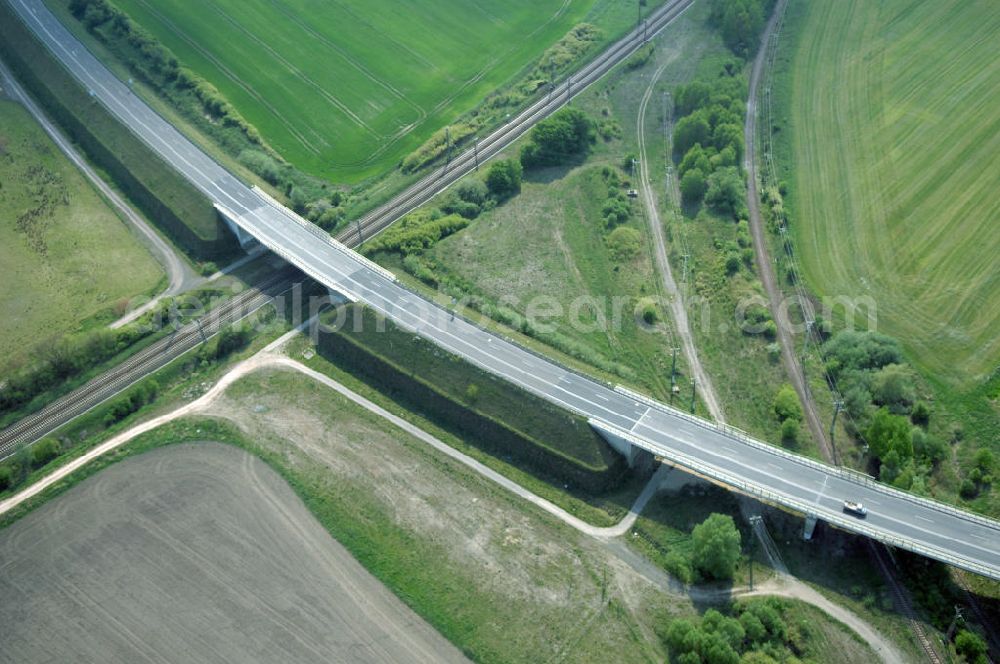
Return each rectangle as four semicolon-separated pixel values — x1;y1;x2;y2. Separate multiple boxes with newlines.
316;305;626;493
0;1;233;258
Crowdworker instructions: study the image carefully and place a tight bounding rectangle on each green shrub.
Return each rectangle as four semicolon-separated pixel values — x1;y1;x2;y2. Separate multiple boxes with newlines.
485;159;523;199
780;418;799;447
664;550;693;584
955;629;988;664
365;213;469;256
772;385;802;422
0;465;13;491
520;108;595;169
606;227;642;262
680;168;707;203
31;438;61;468
691;513;741;580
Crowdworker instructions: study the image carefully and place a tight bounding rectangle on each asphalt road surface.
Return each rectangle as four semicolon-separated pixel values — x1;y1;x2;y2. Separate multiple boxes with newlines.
8;0;999;579
0;443;469;663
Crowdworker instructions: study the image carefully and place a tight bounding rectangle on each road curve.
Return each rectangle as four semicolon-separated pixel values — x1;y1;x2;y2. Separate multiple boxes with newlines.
8;0;1000;580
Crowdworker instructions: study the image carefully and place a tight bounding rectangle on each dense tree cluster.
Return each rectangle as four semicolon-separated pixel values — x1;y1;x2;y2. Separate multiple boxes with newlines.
485;159;523;199
672;68;746;216
520;108;595;169
663;597;818;664
820;331;957;493
708;0;774;58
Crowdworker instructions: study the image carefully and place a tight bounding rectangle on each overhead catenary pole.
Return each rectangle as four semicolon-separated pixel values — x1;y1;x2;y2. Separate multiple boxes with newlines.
670;347;678;390
830;399;844;465
473;135;480;171
690;380;697;414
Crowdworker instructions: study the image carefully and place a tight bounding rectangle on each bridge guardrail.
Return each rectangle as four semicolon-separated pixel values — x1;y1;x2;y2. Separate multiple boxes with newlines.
590;418;998;581
614;385;1000;532
250;186;398;283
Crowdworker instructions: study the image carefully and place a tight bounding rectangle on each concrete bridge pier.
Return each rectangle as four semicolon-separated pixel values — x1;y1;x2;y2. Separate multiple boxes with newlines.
589;419;641;468
803;513;818;541
215;204;260;252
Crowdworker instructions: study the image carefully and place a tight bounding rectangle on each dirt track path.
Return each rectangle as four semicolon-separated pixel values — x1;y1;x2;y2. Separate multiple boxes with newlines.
0;328;901;660
0;59;198;308
637;62;726;423
743;0;830;459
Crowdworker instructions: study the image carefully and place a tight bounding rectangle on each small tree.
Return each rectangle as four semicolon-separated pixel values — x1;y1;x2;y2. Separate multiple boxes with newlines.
485;159;522;199
692;513;741;580
780;418;799;447
31;438;61;468
772;385;802;422
680;168;707;203
705;167;744;216
0;465;13;491
954;629;988;664
867;407;913;462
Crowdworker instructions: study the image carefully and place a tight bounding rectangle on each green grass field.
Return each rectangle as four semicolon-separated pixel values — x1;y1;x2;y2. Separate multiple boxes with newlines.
109;0;645;182
776;0;1000;387
0;99;162;372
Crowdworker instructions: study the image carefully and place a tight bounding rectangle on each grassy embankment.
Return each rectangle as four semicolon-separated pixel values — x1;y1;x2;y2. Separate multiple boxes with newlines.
369;1;798;448
308;304;643;512
0;294;287;499
0;0;234;259
0;99;162;372
1;361;883;664
766;0;1000;512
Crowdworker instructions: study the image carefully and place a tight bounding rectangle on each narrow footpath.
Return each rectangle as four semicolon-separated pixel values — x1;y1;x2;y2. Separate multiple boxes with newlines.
0;328;907;661
637;62;726;424
0;58;199;309
743;0;830;459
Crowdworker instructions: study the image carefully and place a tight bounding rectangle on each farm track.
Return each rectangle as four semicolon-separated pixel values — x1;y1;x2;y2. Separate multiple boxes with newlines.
636;61;725;424
0;267;300;460
744;0;830;459
336;0;696;249
0;0;692;461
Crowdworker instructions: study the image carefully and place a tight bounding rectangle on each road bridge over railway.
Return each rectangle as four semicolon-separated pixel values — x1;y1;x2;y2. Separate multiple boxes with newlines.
8;0;1000;580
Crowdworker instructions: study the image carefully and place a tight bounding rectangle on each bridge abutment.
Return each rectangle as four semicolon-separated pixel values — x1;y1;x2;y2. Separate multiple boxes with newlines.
215;204;260;252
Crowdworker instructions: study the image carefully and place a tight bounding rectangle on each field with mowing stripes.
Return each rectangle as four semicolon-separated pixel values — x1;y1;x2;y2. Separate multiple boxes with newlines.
109;0;642;181
775;0;1000;386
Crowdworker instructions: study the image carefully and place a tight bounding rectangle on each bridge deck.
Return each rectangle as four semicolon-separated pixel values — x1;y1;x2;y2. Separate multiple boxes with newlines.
10;0;999;580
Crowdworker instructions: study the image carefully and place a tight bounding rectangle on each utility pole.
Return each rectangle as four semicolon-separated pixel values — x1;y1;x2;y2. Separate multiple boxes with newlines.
748;516;761;591
643;18;649;43
473;135;480;171
689;380;697;414
945;606;964;641
670;347;678;391
356;218;363;244
443;127;452;175
636;0;642;32
830;399;844;465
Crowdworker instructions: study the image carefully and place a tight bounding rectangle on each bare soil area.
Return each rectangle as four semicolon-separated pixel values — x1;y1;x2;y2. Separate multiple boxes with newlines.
0;442;468;664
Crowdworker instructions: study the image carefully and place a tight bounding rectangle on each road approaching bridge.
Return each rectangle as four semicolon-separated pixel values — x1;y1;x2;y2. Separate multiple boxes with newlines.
8;0;999;580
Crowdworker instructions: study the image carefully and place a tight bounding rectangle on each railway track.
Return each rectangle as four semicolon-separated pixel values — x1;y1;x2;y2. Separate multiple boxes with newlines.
0;268;300;460
0;0;694;460
335;0;695;248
